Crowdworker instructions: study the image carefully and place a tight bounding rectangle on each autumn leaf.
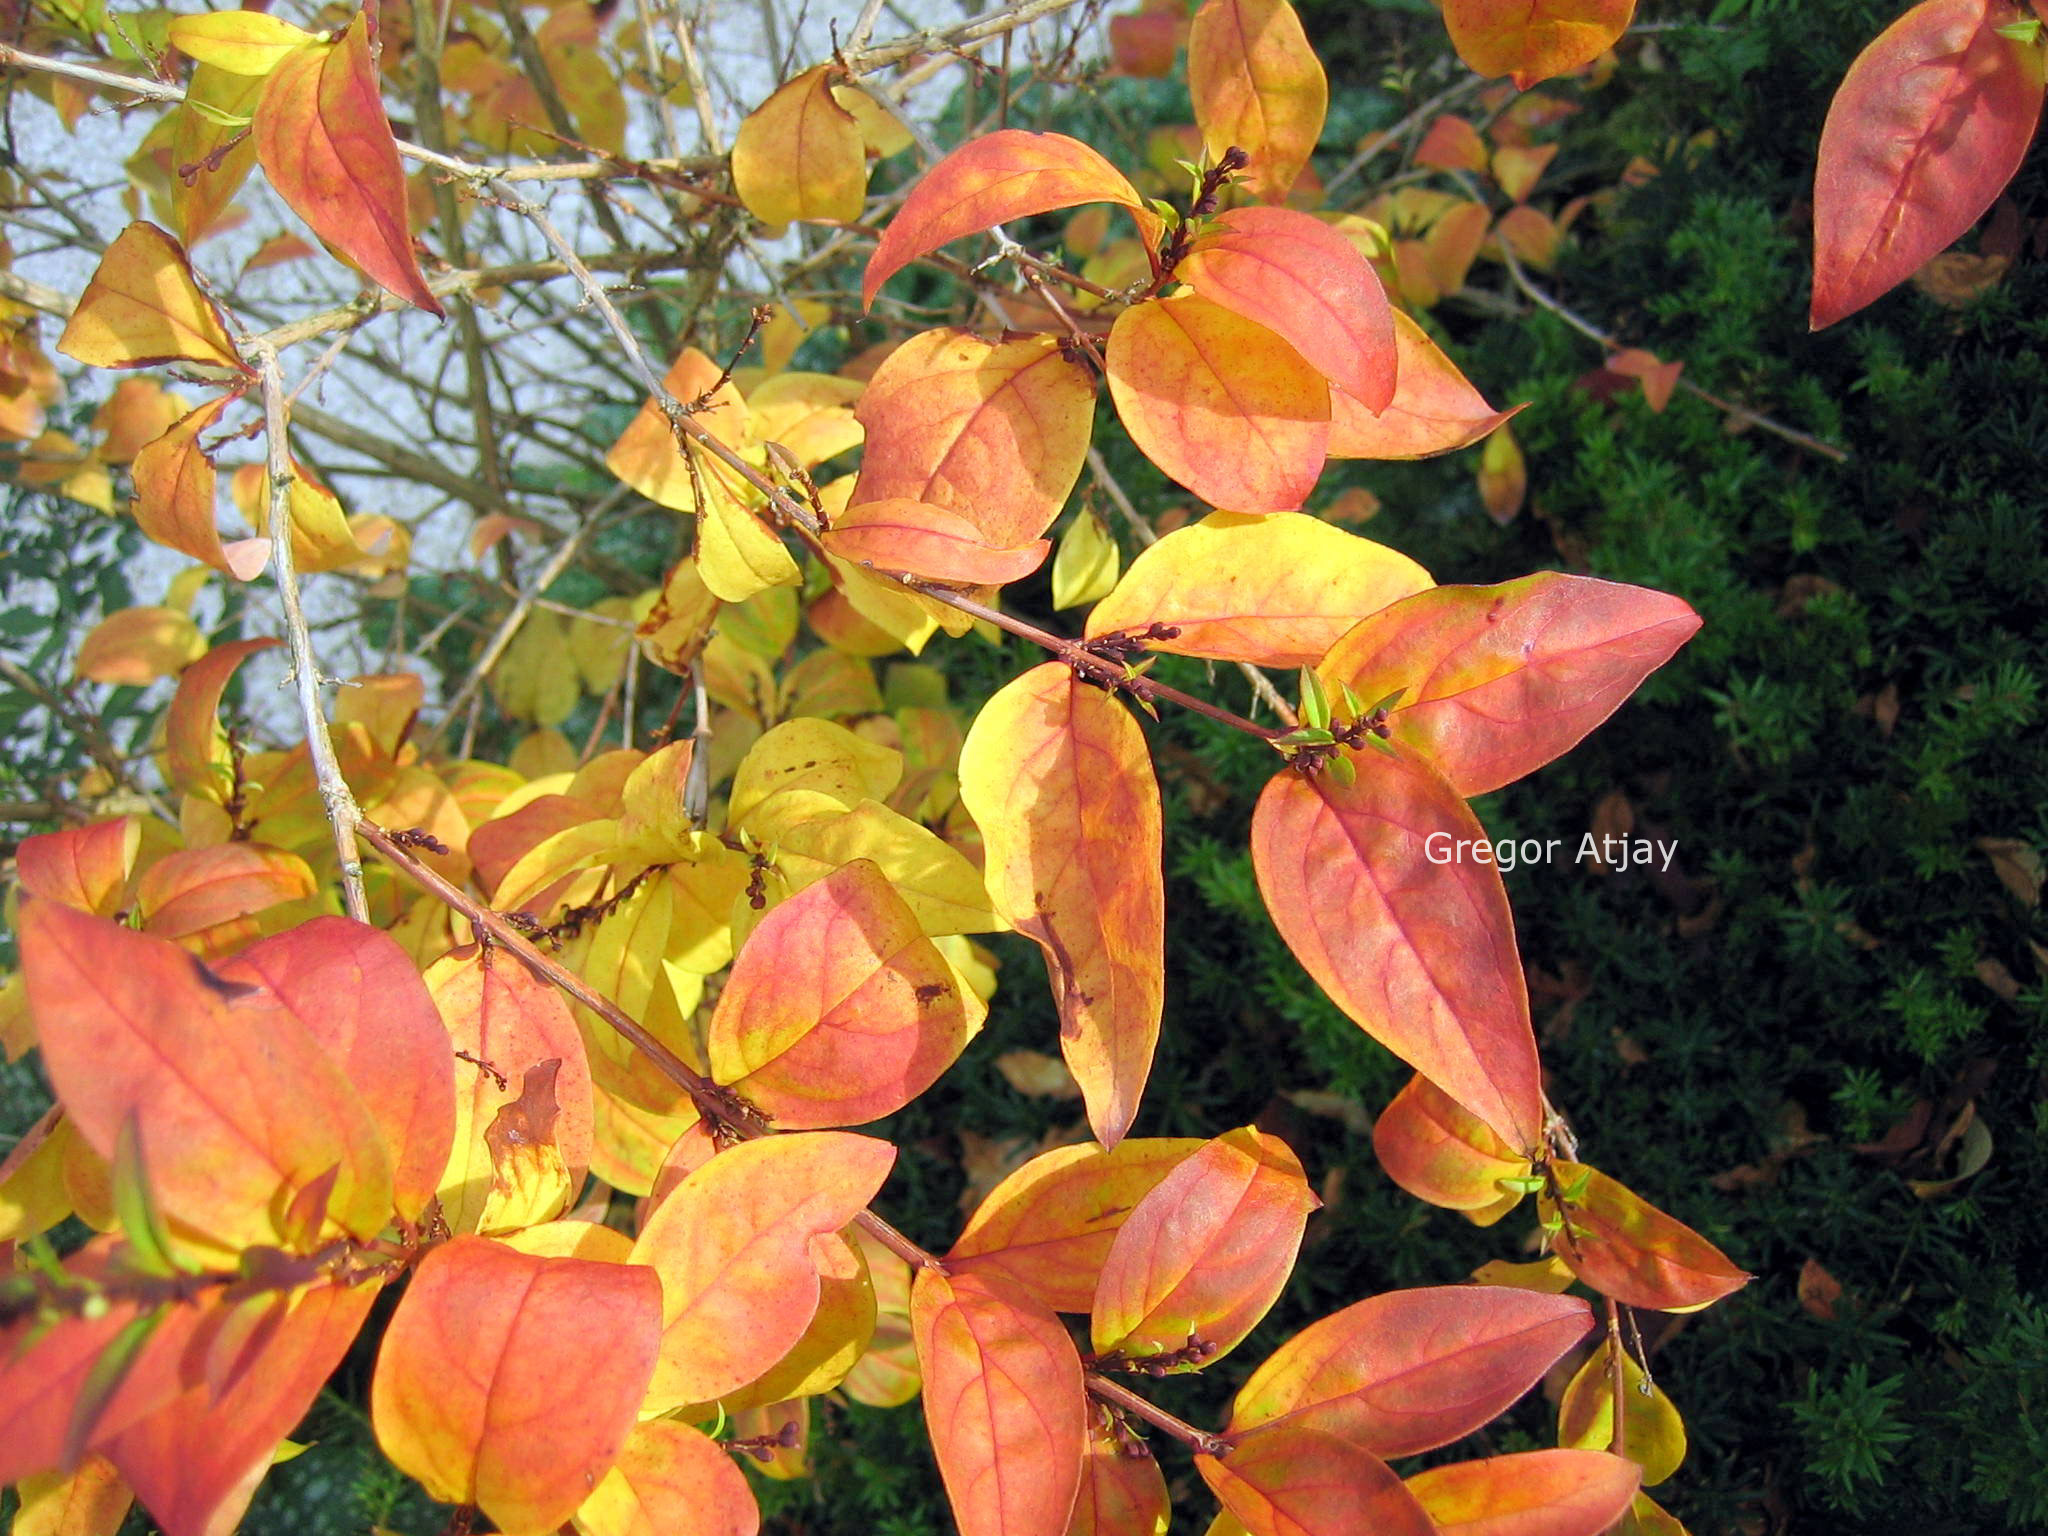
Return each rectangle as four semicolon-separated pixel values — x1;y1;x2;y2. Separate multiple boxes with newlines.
1812;0;2043;329
1187;0;1329;203
1372;1072;1533;1222
821;499;1051;587
14;818;141;918
1441;1;1639;90
166;10;317;75
1084;511;1430;668
19;900;394;1249
1197;1399;1435;1536
728;716;903;828
1227;1286;1594;1452
912;1268;1087;1536
72;607;207;688
131;396;273;581
1543;1162;1751;1311
850;329;1096;547
425;947;594;1235
733;66;867;226
1180;206;1397;409
1073;1429;1170;1536
573;1418;760;1536
56;223;247;373
1105;292;1329;513
1051;508;1121;611
1092;1126;1317;1369
9;1454;131;1536
1326;311;1522;459
708;860;979;1126
372;1237;661;1535
1406;1450;1643;1536
863;130;1163;308
948;1138;1204;1311
1251;746;1543;1150
254;15;443;315
630;1131;896;1410
1559;1340;1687;1485
958;663;1164;1147
1317;573;1703;797
132;842;316;946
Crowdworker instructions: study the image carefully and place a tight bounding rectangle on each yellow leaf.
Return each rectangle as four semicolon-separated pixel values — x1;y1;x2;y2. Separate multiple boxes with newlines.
1559;1338;1688;1486
57;222;246;372
73;606;206;685
166;11;317;75
1051;509;1120;610
729;717;903;829
733;66;870;227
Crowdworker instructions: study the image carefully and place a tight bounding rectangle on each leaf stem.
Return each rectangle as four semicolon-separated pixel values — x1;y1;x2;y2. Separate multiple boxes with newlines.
1085;1372;1231;1458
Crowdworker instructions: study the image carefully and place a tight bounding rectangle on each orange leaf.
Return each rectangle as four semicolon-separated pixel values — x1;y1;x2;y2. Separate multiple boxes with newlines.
1227;1287;1593;1451
1187;0;1328;203
372;1236;661;1535
862;130;1162;308
19;900;394;1248
1605;349;1682;412
1441;1;1638;90
1316;573;1702;797
1084;511;1430;669
1812;0;2044;329
1477;422;1526;524
1373;1073;1533;1218
72;607;206;686
254;16;443;316
1415;115;1489;173
107;1280;379;1536
1105;291;1328;512
131;395;273;581
56;222;246;373
1492;143;1559;204
822;499;1051;587
948;1138;1204;1312
1197;1400;1435;1536
958;663;1163;1147
630;1132;896;1410
9;1454;131;1536
912;1268;1087;1536
851;329;1096;548
605;345;749;511
1326;311;1521;460
1406;1450;1642;1536
1250;747;1541;1149
1543;1162;1751;1312
1072;1429;1170;1536
1181;206;1397;410
220;918;456;1224
164;637;279;800
133;843;316;943
15;818;141;918
573;1418;760;1536
708;860;978;1126
424;947;594;1236
733;66;867;226
1091;1126;1317;1368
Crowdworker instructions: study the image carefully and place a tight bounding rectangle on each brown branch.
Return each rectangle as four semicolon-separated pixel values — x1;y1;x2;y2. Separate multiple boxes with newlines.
1085;1373;1231;1458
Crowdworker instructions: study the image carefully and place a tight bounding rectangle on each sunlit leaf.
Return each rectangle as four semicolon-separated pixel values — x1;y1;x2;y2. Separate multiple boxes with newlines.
1187;0;1328;203
1558;1340;1687;1486
1406;1449;1642;1536
572;1418;760;1536
1372;1072;1533;1219
1326;311;1521;459
1441;1;1639;90
56;223;246;373
733;65;867;226
1071;1429;1169;1536
823;498;1051;587
1541;1162;1751;1312
1197;1399;1435;1536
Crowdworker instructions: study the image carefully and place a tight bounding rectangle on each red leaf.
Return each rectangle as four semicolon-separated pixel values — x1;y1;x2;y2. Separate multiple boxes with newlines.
220;917;456;1224
1180;206;1397;410
16;818;140;917
372;1236;661;1534
863;131;1162;308
1198;1399;1436;1536
1373;1072;1533;1219
1812;0;2044;329
1326;311;1521;460
1317;573;1702;797
1227;1287;1594;1453
1091;1126;1318;1368
912;1269;1087;1536
1441;1;1639;90
254;15;442;315
1406;1449;1642;1536
1251;748;1542;1150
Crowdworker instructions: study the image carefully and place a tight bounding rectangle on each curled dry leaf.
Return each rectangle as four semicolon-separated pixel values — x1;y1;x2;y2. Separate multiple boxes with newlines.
1091;1126;1318;1369
863;130;1163;308
1811;0;2044;329
1187;0;1329;203
1441;0;1639;90
1406;1449;1643;1536
1252;746;1543;1151
371;1237;661;1536
1180;206;1397;409
912;1268;1087;1536
1326;311;1521;460
1105;291;1330;513
959;663;1164;1147
850;329;1096;548
708;859;979;1127
254;16;443;315
1087;511;1430;668
1318;573;1704;798
1542;1161;1751;1312
948;1138;1205;1312
732;65;867;227
1228;1286;1593;1453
